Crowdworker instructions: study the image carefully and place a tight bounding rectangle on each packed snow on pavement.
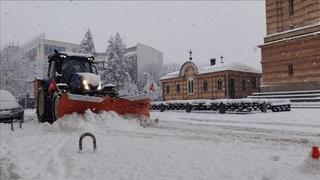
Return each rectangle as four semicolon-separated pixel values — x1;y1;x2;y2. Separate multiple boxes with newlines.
1;109;320;180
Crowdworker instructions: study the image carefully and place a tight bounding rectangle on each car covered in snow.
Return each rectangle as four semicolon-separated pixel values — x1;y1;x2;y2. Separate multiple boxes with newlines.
0;89;24;123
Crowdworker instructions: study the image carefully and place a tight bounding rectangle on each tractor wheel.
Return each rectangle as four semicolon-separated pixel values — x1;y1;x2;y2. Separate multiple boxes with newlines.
51;92;60;123
36;88;46;123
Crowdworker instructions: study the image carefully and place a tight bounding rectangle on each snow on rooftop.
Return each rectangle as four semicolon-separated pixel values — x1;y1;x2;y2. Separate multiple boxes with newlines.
159;71;180;80
160;62;260;80
199;62;260;74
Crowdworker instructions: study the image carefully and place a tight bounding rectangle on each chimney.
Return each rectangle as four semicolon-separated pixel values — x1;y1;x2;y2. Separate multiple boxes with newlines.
210;58;216;66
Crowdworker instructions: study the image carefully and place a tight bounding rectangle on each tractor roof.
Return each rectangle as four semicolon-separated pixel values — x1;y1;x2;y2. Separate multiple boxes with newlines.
59;51;94;59
48;50;95;62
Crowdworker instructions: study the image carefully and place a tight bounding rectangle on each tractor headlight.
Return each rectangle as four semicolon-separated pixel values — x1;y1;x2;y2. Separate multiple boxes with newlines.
97;81;103;91
82;79;90;90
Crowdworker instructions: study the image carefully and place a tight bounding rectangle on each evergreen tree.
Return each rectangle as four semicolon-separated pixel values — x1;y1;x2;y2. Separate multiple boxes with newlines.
103;33;131;90
78;29;95;54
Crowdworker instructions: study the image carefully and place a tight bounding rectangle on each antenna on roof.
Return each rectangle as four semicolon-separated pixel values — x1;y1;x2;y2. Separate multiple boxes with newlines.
188;50;192;61
220;55;224;64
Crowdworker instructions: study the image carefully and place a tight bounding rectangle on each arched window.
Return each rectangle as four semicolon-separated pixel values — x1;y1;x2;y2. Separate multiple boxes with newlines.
218;79;223;90
203;80;208;92
241;80;246;90
188;79;194;94
166;86;170;94
176;84;180;93
251;78;257;89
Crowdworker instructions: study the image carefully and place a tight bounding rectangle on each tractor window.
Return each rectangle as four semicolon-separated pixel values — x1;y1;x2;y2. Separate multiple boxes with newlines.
61;59;92;82
92;65;98;74
49;61;57;79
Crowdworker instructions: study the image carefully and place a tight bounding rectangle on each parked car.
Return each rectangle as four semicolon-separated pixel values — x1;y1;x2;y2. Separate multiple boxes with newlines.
0;89;24;123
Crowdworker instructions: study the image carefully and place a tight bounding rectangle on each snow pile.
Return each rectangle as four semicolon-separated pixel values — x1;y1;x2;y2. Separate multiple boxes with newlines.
261;157;320;180
43;110;143;134
299;157;320;175
0;140;21;180
1;109;320;180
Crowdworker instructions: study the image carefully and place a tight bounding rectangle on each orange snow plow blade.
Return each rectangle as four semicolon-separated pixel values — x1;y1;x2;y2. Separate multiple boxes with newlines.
57;93;151;119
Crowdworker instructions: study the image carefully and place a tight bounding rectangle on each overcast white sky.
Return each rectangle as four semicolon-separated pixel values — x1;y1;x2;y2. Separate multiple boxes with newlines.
1;1;266;69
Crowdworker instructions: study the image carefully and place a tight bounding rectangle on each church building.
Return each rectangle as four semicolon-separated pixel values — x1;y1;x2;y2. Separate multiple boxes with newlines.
160;56;261;101
259;0;320;92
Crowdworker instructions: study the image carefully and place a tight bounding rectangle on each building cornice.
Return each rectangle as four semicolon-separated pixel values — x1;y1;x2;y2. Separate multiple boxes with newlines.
260;31;320;47
264;24;320;43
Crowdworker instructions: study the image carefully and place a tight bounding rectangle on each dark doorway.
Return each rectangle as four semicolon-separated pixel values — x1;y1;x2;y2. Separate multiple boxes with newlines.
229;78;235;99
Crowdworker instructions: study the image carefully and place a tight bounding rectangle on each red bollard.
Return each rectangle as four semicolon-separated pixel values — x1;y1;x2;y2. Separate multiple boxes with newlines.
311;146;320;159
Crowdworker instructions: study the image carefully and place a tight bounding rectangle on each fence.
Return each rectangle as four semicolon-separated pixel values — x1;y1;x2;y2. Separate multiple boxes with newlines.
151;99;291;113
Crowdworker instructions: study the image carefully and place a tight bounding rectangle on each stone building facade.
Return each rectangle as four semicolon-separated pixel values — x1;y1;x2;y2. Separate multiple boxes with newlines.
22;34;80;78
259;0;320;92
125;43;163;85
160;60;261;101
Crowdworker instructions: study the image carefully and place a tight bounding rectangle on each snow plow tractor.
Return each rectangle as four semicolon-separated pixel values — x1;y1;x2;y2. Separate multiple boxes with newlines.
35;50;151;123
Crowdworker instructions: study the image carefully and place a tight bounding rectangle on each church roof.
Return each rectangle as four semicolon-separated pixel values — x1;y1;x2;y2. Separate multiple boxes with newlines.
160;62;260;80
199;62;260;75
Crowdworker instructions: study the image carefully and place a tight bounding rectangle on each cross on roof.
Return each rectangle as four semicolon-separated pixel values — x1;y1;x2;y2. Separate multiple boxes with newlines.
189;50;192;61
220;55;224;64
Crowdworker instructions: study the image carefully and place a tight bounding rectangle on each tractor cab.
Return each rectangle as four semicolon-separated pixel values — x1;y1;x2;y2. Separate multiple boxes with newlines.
48;50;103;95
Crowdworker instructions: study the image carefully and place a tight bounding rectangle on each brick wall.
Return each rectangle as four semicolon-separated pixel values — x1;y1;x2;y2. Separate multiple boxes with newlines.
161;71;260;101
260;34;320;91
266;0;320;35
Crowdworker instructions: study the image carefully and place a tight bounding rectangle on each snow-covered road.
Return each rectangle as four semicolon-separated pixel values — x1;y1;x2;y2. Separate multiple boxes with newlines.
1;109;319;180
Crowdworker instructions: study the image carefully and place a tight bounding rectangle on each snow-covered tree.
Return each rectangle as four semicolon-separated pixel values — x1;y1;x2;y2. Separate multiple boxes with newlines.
118;76;139;97
103;33;137;96
0;44;37;98
126;55;138;83
78;29;95;54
